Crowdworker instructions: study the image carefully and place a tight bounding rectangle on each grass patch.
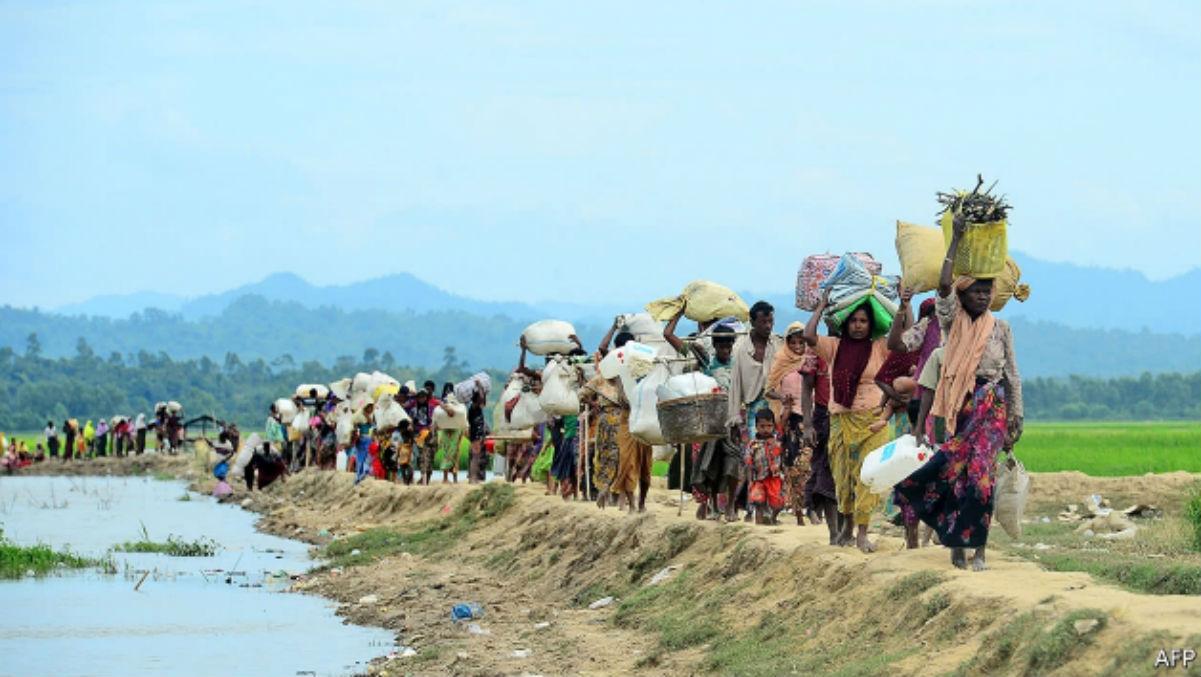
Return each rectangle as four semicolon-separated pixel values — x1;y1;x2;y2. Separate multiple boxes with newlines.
1026;609;1107;675
0;529;108;578
152;471;176;481
177;493;191;502
320;484;516;571
1185;485;1201;552
886;570;946;600
114;534;219;557
112;522;219;557
996;520;1201;595
1016;421;1201;475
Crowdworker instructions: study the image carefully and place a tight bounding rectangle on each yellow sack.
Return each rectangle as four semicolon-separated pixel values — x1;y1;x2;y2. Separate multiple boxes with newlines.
990;257;1031;311
895;221;944;292
646;280;749;323
940;212;1008;279
372;382;400;401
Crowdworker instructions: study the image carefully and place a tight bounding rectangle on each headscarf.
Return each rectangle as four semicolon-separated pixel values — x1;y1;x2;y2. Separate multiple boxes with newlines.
830;301;876;409
766;322;809;419
931;276;996;435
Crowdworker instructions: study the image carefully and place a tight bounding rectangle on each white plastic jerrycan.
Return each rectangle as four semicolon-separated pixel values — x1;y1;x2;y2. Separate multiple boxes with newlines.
859;434;934;495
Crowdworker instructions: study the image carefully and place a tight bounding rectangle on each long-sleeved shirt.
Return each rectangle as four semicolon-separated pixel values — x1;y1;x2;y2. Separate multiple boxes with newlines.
935;293;1023;418
726;333;784;426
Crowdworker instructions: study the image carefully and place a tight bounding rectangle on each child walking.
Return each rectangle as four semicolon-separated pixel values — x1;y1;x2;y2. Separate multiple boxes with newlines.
744;408;786;525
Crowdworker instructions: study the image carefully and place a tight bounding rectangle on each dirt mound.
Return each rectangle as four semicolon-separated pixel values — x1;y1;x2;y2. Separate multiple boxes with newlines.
236;472;1201;677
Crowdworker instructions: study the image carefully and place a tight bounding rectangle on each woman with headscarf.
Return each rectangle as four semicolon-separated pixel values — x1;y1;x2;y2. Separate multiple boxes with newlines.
882;289;943;548
803;292;892;552
765;322;814;526
580;319;642;511
895;216;1023;571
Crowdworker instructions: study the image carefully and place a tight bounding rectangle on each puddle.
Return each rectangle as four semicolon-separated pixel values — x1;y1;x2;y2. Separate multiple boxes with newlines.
0;476;394;677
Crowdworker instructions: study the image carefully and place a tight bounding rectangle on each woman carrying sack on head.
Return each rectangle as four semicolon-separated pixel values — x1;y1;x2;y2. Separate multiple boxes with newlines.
895;214;1024;571
803;293;892;553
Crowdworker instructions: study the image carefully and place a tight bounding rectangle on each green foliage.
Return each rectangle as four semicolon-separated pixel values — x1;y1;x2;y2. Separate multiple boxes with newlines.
1185;485;1201;552
0;341;504;431
886;570;946;601
1026;609;1107;675
114;534;219;557
0;529;103;578
1024;372;1201;420
321;484;516;570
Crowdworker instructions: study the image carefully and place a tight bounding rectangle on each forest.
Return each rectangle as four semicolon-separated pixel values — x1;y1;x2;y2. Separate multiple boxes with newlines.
1;333;1197;432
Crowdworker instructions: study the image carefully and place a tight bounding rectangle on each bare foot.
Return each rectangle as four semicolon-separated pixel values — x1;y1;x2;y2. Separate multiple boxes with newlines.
696;503;708;520
951;548;967;569
857;538;878;554
971;547;988;571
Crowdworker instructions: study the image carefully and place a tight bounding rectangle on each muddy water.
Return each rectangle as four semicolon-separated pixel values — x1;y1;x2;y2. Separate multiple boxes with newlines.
0;476;394;677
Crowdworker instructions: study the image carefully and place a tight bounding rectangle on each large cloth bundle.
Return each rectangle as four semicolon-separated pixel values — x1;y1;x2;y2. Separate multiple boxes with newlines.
274;398;299;423
797;253;882;310
166;401;183;415
349;392;372;413
351;372;373;395
598;341;658;381
295;384;331;400
329;378;352;401
628;363;671;445
990;257;1031;311
491;376;525;433
940;211;1008;279
656;373;721;402
646;281;750;323
618;313;674;357
335;413;354;446
895;221;944;292
539;357;582;416
820;253;899;339
290;411;309;434
434;397;469;430
232;433;262;475
454;372;492;404
374;397;409;432
509;390;548;430
522;320;578;356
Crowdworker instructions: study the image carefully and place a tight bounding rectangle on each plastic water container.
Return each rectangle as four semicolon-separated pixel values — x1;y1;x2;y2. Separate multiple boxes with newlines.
859;434;933;495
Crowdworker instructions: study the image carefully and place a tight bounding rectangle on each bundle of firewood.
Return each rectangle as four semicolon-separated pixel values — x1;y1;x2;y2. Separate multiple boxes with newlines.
937;173;1011;223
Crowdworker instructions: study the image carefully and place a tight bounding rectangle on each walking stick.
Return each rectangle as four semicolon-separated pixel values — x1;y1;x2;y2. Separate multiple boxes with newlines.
580;409;590;500
677;443;684;516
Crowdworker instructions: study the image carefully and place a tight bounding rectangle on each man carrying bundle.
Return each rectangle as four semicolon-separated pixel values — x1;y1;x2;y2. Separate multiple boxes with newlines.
663;309;739;520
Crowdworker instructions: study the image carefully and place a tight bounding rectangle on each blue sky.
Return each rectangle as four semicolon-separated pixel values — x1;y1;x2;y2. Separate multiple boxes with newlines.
1;1;1198;309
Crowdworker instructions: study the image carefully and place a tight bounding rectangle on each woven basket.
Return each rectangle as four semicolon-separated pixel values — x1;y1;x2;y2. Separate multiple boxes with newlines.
656;393;729;444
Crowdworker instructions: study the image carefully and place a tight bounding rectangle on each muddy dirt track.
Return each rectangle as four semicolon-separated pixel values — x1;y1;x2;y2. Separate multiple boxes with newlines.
16;456;1201;677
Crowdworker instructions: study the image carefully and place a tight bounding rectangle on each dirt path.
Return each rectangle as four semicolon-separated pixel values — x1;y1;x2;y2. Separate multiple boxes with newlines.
15;458;1201;676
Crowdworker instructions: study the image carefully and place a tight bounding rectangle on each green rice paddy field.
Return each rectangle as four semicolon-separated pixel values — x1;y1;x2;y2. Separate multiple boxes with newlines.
1014;421;1201;476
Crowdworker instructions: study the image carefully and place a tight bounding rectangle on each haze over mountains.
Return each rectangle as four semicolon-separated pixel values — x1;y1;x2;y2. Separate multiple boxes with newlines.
49;252;1201;334
4;251;1198;379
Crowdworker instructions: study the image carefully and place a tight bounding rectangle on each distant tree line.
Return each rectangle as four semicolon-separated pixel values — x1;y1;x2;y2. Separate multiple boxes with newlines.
2;334;1198;431
0;334;502;432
